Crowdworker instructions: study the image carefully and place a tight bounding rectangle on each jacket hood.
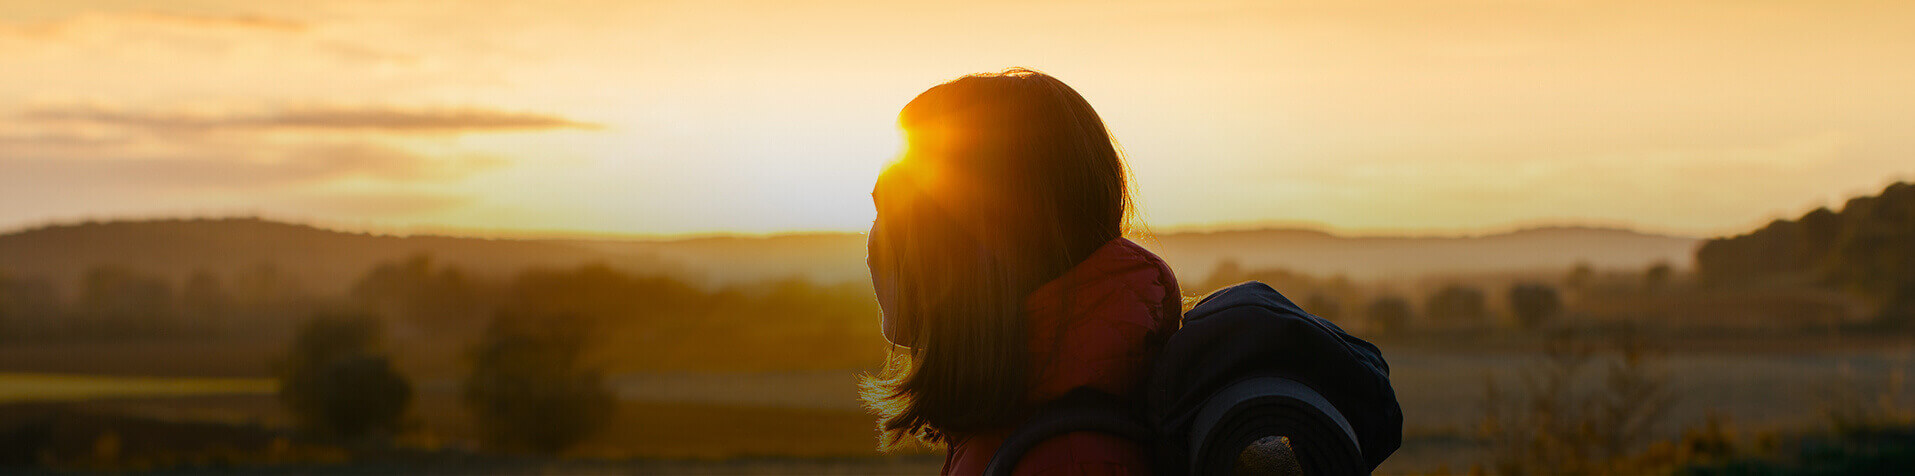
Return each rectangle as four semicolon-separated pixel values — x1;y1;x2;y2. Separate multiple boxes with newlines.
1022;237;1182;403
940;237;1180;476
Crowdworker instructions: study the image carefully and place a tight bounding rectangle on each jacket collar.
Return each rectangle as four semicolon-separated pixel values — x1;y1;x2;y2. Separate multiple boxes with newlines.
1024;237;1180;324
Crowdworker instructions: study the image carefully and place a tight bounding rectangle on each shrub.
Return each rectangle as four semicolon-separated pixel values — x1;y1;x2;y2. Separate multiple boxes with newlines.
1479;328;1673;475
1507;283;1563;330
461;311;615;454
1304;293;1342;320
1643;261;1674;293
1366;296;1412;333
1426;285;1488;326
277;313;412;438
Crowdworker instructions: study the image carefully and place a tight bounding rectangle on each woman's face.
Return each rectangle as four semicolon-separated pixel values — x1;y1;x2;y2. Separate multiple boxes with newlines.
869;193;905;346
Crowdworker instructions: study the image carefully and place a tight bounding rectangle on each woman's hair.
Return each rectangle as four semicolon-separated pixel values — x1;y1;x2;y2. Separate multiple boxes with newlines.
862;68;1135;448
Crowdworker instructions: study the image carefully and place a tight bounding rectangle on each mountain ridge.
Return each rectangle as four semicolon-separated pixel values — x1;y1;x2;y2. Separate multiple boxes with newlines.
0;217;1700;295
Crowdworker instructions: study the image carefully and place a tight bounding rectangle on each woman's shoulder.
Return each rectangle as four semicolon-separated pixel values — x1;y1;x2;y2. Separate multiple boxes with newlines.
944;430;1151;476
1024;237;1182;418
1012;430;1152;476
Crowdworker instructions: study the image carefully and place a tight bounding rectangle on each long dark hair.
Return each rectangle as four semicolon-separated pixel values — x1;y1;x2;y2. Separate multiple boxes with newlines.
861;68;1135;449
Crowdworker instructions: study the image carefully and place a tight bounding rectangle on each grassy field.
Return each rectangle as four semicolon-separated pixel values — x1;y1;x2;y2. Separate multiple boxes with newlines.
0;373;273;404
0;338;283;378
8;334;1915;474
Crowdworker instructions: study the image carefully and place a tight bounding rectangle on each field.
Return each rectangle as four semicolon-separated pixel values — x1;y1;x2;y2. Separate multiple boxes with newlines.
6;333;1914;474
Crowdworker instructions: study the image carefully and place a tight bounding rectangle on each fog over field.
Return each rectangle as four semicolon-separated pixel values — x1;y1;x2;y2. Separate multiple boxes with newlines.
0;218;1697;296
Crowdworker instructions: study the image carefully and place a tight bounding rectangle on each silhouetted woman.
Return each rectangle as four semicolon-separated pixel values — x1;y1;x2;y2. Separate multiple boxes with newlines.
864;68;1181;475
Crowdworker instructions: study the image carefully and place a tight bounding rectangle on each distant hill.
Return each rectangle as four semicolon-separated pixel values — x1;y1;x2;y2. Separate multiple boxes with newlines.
1696;181;1915;321
0;218;675;297
0;217;1697;298
1152;226;1700;282
563;226;1699;286
556;233;872;287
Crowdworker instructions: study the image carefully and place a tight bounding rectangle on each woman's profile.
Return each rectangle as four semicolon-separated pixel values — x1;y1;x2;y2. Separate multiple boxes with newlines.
863;68;1181;475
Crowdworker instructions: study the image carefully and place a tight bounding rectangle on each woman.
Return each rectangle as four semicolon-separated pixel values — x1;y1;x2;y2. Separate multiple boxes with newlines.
863;68;1182;475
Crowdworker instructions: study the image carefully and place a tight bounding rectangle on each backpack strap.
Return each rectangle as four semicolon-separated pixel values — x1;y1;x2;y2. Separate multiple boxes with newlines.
983;388;1151;476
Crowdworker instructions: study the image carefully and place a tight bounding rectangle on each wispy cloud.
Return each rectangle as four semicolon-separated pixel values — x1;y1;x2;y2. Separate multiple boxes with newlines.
283;191;476;217
20;104;599;134
0;142;506;190
0;10;307;38
121;11;309;32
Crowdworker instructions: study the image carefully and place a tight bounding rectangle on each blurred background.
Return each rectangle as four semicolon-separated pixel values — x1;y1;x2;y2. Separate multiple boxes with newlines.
2;1;1913;474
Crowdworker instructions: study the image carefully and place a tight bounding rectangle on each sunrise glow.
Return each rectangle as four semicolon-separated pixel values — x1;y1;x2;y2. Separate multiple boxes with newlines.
4;1;1913;238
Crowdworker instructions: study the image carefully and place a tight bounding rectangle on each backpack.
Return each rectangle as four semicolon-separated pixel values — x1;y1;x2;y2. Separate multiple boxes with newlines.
984;281;1402;475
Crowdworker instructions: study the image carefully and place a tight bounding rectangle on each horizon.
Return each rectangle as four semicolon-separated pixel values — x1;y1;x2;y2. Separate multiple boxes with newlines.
4;1;1913;240
0;212;1722;243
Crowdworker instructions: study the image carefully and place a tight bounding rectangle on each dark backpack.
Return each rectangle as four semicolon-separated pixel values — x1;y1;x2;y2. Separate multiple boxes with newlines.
985;281;1402;475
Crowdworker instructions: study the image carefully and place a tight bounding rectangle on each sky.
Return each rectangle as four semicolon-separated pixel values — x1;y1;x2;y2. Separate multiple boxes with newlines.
2;0;1912;238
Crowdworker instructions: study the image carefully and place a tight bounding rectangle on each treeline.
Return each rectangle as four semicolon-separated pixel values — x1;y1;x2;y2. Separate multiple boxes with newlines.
265;255;888;454
1199;260;1579;333
1697;181;1915;323
0;254;887;371
0;263;311;339
1197;259;1690;334
276;310;615;454
349;255;885;371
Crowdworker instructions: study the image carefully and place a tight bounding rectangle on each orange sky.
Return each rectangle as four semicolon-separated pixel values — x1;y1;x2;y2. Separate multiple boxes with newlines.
3;0;1912;238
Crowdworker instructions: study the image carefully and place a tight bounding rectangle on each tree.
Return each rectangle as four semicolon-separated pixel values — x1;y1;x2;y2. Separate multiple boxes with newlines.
1426;285;1488;325
1201;259;1247;294
461;311;615;454
230;263;308;327
180;270;231;331
78;265;175;335
0;271;13;339
1366;296;1413;333
1304;293;1342;320
1642;261;1673;293
351;254;486;330
1687;181;1915;324
278;313;412;438
505;263;699;325
1831;182;1915;300
1507;283;1563;330
0;275;59;339
1565;261;1595;292
1796;206;1843;267
1696;182;1915;294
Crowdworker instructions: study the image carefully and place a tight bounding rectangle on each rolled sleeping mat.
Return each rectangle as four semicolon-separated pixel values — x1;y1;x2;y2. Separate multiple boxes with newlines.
1188;376;1367;475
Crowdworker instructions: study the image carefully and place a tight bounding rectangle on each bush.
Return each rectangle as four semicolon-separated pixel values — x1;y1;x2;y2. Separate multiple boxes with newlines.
1676;426;1915;476
1426;285;1488;326
1644;261;1674;293
1304;293;1342;320
78;265;176;335
461;311;615;454
1508;283;1563;330
277;313;412;438
1366;296;1412;333
1480;328;1673;475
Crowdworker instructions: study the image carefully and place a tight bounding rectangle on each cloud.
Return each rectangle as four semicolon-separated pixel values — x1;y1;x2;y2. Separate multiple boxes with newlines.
0;8;438;90
0;10;307;40
282;191;476;217
283;143;510;182
121;11;308;32
0;142;507;191
19;104;599;134
0;11;310;53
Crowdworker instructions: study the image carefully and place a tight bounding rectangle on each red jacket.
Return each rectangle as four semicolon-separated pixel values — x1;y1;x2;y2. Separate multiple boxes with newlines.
942;237;1182;476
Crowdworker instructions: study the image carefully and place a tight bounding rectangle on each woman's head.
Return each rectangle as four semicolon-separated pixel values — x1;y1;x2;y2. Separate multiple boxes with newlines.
864;68;1134;446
